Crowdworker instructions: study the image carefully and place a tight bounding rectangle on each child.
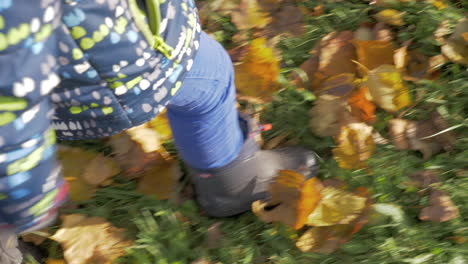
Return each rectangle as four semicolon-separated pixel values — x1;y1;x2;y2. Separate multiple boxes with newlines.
0;0;317;262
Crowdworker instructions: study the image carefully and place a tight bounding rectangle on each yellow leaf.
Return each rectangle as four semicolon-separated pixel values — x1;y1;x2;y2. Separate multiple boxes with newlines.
306;187;367;226
136;158;181;200
332;122;375;169
252;170;323;230
234;38;280;99
231;0;271;30
57;146;120;201
374;9;405;26
147;109;173;142
366;64;411;112
50;214;133;264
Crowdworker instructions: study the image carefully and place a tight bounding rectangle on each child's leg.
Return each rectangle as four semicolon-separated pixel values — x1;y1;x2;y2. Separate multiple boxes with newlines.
167;32;318;217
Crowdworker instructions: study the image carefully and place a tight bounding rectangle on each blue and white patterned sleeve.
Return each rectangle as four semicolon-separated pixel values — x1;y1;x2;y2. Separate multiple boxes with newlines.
0;0;68;234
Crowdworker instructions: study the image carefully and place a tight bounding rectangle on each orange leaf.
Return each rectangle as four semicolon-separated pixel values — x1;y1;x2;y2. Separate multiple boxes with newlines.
353;40;395;73
296;177;322;229
348;86;376;123
252;170;323;230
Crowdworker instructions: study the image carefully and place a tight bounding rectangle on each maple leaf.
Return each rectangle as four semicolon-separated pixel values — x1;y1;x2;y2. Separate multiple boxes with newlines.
388;112;455;159
57;146;120;201
234;38;280;99
332;122;375;170
252;170;323;230
231;0;271;30
136;158;182;200
348;86;376;123
374;9;406;26
50;214;133;264
365;64;411;112
353;40;395;74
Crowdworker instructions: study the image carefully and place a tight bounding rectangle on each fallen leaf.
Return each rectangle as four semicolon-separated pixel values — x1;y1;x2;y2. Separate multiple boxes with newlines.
419;189;459;222
354;40;396;73
332;122;375;169
409;170;440;188
50;214;133;264
252;170;323;229
45;259;65;264
136;158;181;200
366;64;411;112
57;146;120;201
373;22;395;42
317;73;356;97
306;186;368;226
205;222;223;249
262;4;305;38
354;25;374;41
234;38;280;99
109;124;167;178
231;0;271;30
291;44;320;89
374;9;406;26
348;86;376;123
438;19;468;65
147;109;173;142
430;0;448;9
441;39;468;65
434;20;451;44
388;112;455;159
317;31;357;82
21;230;50;246
309;96;352;137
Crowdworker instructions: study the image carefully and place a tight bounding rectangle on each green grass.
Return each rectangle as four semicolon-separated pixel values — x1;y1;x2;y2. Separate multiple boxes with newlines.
37;1;468;263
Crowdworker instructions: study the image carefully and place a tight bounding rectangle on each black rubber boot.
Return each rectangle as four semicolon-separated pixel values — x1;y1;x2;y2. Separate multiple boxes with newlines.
190;116;319;217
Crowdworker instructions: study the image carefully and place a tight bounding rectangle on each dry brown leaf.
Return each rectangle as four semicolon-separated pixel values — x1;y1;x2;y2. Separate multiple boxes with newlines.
57;146;120;201
231;0;271;30
109;124;167;178
419;189;460;222
45;259;65;264
394;42;433;80
136;158;181;200
373;22;395;42
409;170;440;189
354;40;396;73
437;19;468;65
332;122;375;170
348;86;376;123
291;44;320;89
317;73;356;97
434;20;451;44
204;222;224;249
441;39;468;65
309;96;352;137
262;4;305;38
388;112;455;159
21;230;50;246
234;38;280;99
366;64;411;112
317;31;357;82
252;170;323;229
50;214;133;264
374;9;406;26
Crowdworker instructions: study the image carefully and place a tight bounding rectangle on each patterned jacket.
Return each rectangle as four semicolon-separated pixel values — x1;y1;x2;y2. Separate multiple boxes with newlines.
0;0;200;233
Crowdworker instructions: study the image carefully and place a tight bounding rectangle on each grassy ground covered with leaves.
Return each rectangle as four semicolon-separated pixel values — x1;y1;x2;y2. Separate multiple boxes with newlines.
25;1;467;263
